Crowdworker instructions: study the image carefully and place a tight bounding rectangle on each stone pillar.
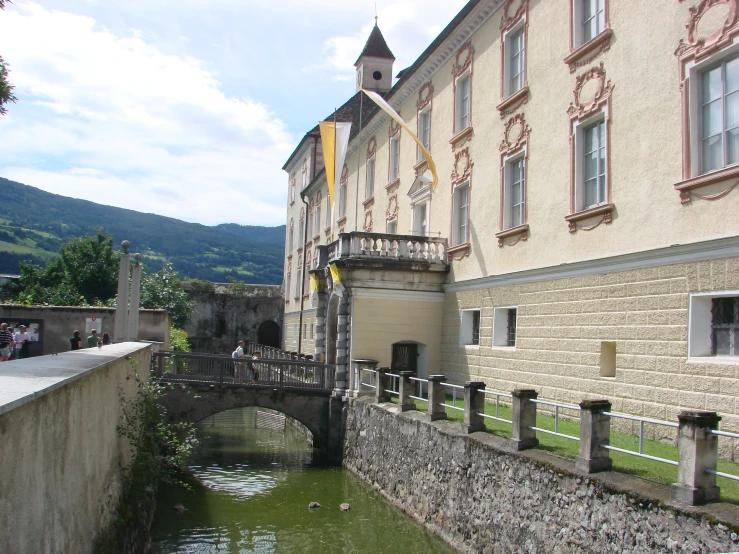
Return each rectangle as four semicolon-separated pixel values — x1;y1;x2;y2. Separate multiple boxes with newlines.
352;359;378;397
576;400;613;474
671;411;722;506
314;291;327;362
113;241;131;343
126;254;142;342
398;371;416;412
462;381;486;433
511;389;539;451
334;293;350;394
375;367;391;404
427;375;447;421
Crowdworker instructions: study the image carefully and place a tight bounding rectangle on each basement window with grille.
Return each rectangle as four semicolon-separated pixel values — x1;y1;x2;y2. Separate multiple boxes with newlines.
689;292;739;360
460;309;481;347
493;307;517;349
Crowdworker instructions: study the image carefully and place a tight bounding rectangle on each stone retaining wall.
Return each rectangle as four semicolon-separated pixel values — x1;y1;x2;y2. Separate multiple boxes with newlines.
344;398;739;554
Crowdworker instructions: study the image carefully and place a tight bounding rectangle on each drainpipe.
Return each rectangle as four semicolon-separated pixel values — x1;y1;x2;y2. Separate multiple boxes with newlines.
298;191;310;354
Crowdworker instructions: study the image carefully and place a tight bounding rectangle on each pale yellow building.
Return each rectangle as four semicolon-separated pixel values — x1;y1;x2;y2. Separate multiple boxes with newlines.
282;0;739;436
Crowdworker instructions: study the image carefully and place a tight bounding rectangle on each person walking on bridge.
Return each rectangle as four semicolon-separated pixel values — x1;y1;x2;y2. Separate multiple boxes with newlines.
0;323;13;362
232;340;245;383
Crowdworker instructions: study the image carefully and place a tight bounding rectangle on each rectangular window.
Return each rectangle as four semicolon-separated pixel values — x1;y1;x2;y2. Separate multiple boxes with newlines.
700;56;739;174
508;28;525;96
294;270;300;298
505;157;525;229
413;202;428;236
306;211;313;242
386;219;397;234
339;182;347;218
582;119;607;209
452;183;469;246
493;307;518;348
298;219;305;245
389;136;400;182
460;309;481;346
366;156;375;198
582;0;606;43
288;227;294;251
418;108;431;160
712;297;739;356
455;74;471;133
314;205;321;236
285;273;291;301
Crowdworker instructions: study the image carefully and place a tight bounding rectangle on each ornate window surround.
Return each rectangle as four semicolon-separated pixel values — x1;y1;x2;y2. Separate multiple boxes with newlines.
448;147;474;259
387;120;401;187
497;113;530;247
365;136;377;203
564;0;613;73
314;191;323;241
497;0;530;119
415;82;434;173
674;0;739;203
338;164;349;221
290;176;296;205
450;41;475;150
566;63;615;233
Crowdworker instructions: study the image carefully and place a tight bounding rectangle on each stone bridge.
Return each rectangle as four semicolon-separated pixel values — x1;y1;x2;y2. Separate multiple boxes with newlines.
154;351;345;462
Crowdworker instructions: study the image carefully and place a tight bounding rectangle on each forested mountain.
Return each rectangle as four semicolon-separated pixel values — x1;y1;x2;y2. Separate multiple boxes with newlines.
0;177;285;284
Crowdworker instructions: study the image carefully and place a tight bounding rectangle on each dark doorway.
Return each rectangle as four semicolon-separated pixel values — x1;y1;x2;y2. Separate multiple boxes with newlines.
257;320;281;348
391;343;418;374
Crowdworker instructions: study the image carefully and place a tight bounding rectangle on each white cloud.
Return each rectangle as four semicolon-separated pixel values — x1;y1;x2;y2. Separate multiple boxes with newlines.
0;2;294;226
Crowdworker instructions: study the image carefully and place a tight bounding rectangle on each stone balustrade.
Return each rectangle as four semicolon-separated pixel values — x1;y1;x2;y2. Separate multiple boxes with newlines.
326;232;448;265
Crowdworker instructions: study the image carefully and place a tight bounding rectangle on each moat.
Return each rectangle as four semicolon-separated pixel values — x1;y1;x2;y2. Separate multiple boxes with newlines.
149;407;454;554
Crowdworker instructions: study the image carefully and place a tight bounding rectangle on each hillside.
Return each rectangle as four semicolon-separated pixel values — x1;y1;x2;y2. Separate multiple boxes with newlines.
0;177;285;284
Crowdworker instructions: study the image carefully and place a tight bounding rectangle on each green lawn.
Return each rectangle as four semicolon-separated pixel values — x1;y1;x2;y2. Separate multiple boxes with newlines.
387;395;739;505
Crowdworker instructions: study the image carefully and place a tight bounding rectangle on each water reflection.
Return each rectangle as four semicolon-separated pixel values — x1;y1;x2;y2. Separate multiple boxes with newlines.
149;407;453;554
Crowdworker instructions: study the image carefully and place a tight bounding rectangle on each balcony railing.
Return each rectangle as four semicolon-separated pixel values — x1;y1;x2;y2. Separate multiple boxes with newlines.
327;232;448;265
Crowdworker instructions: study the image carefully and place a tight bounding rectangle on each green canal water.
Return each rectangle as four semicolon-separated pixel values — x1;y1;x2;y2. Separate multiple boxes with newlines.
149;408;455;554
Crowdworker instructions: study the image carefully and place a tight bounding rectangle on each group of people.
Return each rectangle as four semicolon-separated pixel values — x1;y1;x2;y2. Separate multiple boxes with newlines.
232;340;262;383
0;323;30;362
70;329;112;350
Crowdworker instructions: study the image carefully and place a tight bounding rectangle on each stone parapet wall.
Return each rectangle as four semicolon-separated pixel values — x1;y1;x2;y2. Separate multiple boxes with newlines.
345;398;739;554
442;255;739;458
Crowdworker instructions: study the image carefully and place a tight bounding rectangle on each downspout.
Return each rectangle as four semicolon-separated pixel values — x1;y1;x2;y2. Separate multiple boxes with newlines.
298;191;310;354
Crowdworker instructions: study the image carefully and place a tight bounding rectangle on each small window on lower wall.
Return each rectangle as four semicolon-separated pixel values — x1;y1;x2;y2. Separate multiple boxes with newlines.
600;341;616;377
689;292;739;359
460;309;481;346
493;307;517;348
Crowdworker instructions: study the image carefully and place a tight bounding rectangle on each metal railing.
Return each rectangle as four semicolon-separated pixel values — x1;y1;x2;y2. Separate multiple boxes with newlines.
152;351;335;391
440;382;465;412
409;376;429;403
385;372;401;397
530;399;581;442
479;390;513;424
359;368;378;390
600;412;679;466
707;428;739;481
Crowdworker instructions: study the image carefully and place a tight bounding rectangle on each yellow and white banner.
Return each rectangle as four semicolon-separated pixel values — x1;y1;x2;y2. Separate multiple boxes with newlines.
329;263;345;297
319;121;352;206
361;88;438;190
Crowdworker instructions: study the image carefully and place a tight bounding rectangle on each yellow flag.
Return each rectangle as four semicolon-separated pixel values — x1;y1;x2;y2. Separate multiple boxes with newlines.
319;121;336;205
361;88;438;190
309;272;319;293
329;263;341;284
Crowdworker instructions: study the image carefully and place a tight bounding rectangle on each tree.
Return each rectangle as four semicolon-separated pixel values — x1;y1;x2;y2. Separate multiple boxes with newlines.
0;1;17;116
140;262;193;328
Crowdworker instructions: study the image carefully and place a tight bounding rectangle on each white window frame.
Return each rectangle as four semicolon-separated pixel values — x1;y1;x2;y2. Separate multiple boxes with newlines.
493;306;518;349
451;181;470;247
459;308;481;347
339;181;347;219
688;290;739;361
574;112;608;212
386;218;398;234
314;204;321;237
573;0;606;48
503;22;526;98
366;156;376;199
503;152;526;230
389;136;400;182
411;200;430;236
306;209;313;242
417;107;431;161
455;71;471;134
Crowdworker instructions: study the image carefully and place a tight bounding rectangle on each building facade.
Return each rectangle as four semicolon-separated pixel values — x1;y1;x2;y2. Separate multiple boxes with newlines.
282;0;739;442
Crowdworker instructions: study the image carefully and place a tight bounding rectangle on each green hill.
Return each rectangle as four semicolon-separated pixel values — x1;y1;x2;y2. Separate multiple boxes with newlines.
0;177;285;284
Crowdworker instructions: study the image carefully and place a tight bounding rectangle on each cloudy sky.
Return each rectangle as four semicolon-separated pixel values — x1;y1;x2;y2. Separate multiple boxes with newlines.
0;0;468;227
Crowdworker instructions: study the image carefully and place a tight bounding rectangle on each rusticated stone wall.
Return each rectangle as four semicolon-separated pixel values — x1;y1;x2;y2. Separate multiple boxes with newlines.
344;398;739;554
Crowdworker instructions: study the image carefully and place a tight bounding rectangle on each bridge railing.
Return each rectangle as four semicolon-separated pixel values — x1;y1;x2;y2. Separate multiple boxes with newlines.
245;342;314;362
152;351;335;390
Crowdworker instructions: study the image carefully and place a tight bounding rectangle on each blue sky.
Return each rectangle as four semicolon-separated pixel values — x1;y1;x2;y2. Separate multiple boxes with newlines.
0;0;467;226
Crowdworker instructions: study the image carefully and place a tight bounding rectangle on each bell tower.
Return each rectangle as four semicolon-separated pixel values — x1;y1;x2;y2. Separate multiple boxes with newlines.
355;23;395;94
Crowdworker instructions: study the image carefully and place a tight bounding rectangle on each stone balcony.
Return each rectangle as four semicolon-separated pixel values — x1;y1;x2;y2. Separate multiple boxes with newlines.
325;232;449;270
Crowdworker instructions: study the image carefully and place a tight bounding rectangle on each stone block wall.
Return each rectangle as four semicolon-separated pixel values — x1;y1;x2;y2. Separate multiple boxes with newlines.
283;311;316;354
345;398;739;554
442;256;739;458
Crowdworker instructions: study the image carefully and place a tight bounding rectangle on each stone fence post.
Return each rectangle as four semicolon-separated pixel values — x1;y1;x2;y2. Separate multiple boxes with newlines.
511;389;539;451
462;382;486;433
399;371;415;412
427;375;447;421
576;400;612;473
375;367;391;404
671;411;721;506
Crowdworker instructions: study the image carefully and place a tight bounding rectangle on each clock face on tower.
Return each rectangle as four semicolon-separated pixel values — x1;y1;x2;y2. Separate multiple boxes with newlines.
372;70;383;81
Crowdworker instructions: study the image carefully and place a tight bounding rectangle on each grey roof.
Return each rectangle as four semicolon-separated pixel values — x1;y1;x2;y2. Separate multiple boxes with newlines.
355;24;395;66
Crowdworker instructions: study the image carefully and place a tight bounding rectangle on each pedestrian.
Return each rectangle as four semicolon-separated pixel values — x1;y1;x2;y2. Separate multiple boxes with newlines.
0;323;13;362
87;329;101;348
102;333;112;346
232;340;245;383
70;330;82;351
14;325;30;359
251;350;262;383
